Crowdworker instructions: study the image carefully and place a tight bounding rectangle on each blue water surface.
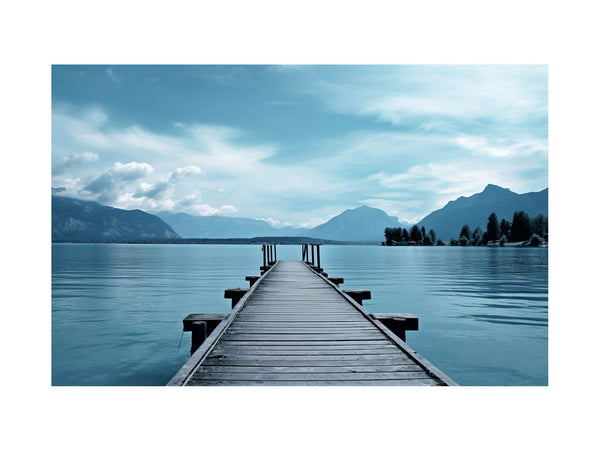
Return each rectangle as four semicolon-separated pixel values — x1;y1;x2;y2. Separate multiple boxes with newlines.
52;244;547;386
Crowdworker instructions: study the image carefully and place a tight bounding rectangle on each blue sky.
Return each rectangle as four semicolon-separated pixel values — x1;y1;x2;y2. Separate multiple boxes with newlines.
52;65;547;227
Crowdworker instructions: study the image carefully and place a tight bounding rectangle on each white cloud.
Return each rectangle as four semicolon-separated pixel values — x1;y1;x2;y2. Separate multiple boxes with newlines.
257;217;294;228
318;66;548;128
51;174;81;190
176;192;238;216
259;217;281;227
83;161;154;202
64;151;98;164
187;124;276;174
54;151;99;174
453;135;548;158
299;217;328;228
168;165;202;183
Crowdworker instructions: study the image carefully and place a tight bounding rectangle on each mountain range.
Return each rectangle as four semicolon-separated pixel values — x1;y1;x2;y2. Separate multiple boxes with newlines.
51;184;547;242
52;196;180;241
158;206;410;242
417;184;548;240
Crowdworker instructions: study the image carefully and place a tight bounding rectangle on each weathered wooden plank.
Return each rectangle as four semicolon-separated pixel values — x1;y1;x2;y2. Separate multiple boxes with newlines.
217;341;394;348
190;371;432;382
225;329;384;335
192;364;423;374
187;379;441;386
201;354;414;365
209;348;404;356
221;335;388;341
227;327;377;333
217;341;398;347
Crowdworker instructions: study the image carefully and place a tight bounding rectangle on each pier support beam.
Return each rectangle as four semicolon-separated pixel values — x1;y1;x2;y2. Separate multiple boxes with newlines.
245;275;260;287
224;288;249;308
343;290;371;306
190;321;207;355
370;313;419;342
182;313;229;355
328;277;344;285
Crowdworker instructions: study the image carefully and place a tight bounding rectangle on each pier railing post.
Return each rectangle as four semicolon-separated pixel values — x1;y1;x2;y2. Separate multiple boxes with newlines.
262;244;266;268
311;244;315;266
274;244;277;262
317;244;320;269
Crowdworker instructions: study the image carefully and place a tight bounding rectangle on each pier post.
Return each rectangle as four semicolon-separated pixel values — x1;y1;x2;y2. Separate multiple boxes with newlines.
343;290;371;306
262;244;266;268
274;244;277;262
245;276;260;287
316;244;320;269
311;244;315;266
190;321;207;355
328;277;344;285
225;288;249;308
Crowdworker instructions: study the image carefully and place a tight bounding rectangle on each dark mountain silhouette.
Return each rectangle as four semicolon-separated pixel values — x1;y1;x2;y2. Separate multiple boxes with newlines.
52;195;180;241
417;184;548;241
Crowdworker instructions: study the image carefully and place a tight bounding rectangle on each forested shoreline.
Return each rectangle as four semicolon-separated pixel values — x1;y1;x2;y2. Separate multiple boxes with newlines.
384;210;548;247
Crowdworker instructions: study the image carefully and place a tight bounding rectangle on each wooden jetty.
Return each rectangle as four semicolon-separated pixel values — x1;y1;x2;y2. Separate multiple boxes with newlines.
168;244;457;386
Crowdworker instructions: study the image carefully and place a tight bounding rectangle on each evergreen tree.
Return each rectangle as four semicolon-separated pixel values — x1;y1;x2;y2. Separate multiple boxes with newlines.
436;239;445;246
420;226;426;241
486;212;500;242
459;236;468;246
528;234;542;247
423;235;433;246
409;225;423;242
384;227;393;245
459;224;471;240
429;229;437;243
450;238;458;246
470;227;483;246
402;228;409;241
500;218;511;238
531;214;547;237
509;210;532;242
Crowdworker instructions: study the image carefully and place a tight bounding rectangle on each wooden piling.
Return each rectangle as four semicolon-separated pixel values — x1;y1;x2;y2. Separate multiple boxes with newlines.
224;288;249;308
343;290;371;306
190;321;207;355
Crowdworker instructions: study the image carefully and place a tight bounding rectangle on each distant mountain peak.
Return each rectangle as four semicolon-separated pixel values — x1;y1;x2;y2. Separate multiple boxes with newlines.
483;184;511;193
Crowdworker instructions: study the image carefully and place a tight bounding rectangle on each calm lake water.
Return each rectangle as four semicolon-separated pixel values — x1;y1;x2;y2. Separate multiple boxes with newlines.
52;244;548;386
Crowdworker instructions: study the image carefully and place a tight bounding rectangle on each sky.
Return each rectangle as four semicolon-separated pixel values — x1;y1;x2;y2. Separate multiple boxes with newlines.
52;65;547;227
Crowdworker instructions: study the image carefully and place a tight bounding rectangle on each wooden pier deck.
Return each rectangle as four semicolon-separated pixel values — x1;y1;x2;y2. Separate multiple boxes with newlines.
169;253;456;386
